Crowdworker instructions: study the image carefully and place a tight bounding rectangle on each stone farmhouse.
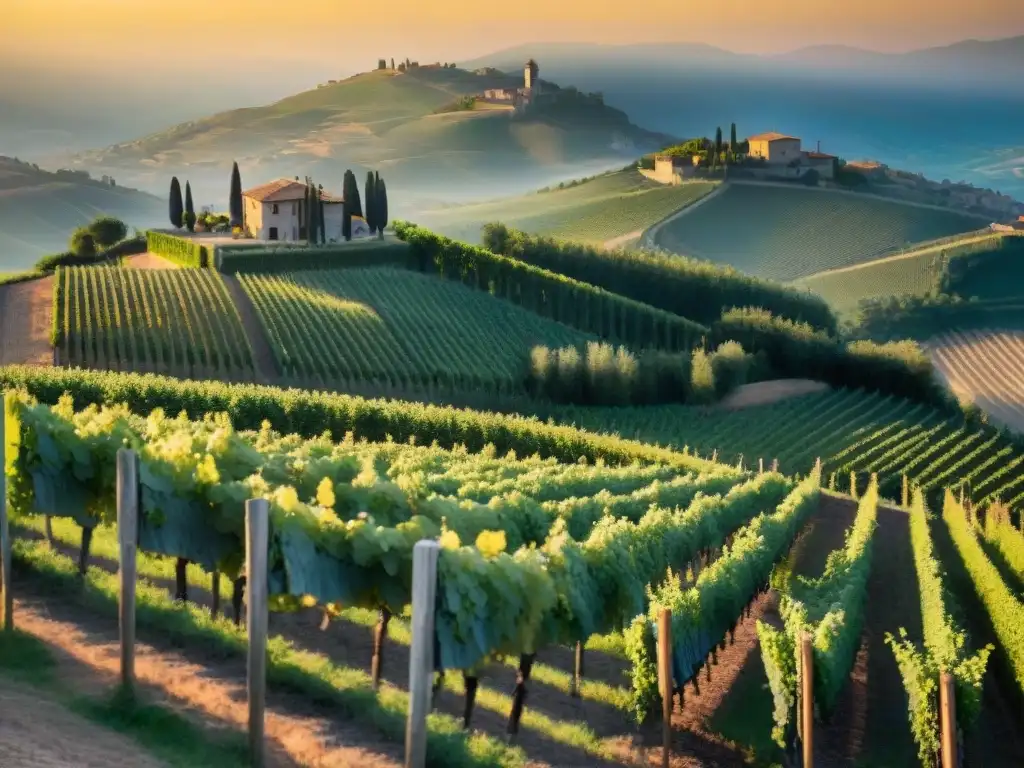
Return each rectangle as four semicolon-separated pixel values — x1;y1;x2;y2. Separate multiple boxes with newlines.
241;178;370;242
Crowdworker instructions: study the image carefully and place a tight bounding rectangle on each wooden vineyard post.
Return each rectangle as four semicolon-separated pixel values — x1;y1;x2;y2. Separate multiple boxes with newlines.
116;449;139;689
800;633;814;768
246;499;270;768
940;671;957;768
657;608;673;768
405;540;439;768
758;458;764;475
0;393;10;632
570;641;584;698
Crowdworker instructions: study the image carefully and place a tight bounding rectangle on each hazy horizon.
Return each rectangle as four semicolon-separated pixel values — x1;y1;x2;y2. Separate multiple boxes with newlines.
6;0;1024;86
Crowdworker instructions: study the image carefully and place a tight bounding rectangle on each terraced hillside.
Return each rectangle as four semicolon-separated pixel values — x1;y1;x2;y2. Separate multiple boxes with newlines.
653;183;986;281
554;387;1024;507
237;266;589;391
927;329;1024;433
417;169;717;246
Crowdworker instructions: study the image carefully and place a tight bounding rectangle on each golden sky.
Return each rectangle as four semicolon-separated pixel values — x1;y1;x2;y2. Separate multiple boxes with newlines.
5;0;1023;74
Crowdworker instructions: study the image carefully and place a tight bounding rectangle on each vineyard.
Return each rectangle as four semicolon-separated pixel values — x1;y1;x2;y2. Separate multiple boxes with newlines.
927;329;1024;434
554;387;1024;508
417;169;717;245
52;265;256;380
1;371;1024;766
652;184;986;281
236;266;590;391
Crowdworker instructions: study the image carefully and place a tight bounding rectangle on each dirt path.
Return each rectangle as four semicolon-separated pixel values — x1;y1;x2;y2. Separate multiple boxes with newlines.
718;379;830;410
0;682;167;768
0;276;54;366
124;252;177;270
220;274;281;384
816;503;920;768
601;230;643;250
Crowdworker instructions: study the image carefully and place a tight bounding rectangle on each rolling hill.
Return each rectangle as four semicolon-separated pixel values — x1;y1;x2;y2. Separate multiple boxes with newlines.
68;67;673;204
0;156;165;272
652;182;987;281
413;168;717;246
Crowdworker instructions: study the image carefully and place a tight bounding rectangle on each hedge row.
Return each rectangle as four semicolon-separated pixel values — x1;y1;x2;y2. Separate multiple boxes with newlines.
0;365;723;473
218;240;414;274
481;222;837;334
711;307;952;407
394;222;709;353
146;230;211;268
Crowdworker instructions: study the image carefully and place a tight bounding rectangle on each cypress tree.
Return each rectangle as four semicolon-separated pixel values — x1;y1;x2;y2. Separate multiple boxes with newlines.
343;170;363;219
729;123;737;153
317;184;326;244
390;57;395;70
714;126;723;158
376;177;388;238
229;161;243;227
305;177;316;244
184;181;196;232
169;177;183;228
364;171;376;234
342;170;353;241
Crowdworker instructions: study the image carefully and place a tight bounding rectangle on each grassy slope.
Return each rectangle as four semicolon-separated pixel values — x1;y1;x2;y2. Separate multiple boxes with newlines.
73;69;669;189
237;266;589;389
415;169;717;245
0;157;164;272
552;388;1024;507
653;183;987;281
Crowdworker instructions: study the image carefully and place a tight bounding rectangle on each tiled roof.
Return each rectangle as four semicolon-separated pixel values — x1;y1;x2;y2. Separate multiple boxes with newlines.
243;178;343;203
804;151;836;159
748;132;799;143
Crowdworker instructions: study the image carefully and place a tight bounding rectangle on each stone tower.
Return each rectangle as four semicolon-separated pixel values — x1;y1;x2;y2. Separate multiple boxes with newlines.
524;58;538;91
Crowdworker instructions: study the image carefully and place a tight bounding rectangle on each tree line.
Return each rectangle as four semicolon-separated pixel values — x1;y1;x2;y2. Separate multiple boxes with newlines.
482;223;837;333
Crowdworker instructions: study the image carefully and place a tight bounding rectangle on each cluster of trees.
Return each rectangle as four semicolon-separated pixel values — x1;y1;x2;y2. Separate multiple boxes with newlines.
340;170;388;240
481;223;836;332
168;176;196;231
657;123;745;169
378;57;458;72
68;216;129;259
526;340;752;407
710;307;951;407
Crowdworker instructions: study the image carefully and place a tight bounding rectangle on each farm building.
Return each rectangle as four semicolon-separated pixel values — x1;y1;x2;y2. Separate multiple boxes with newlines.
803;150;837;180
747;132;803;164
242;178;344;242
651;154;699;184
844;160;888;179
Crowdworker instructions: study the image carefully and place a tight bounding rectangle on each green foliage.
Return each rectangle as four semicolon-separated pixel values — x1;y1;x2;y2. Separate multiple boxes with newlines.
633;474;820;721
169;177;184;229
553;386;1024;512
944;491;1024;696
760;479;879;752
712;307;951;407
482;223;836;332
365;172;377;234
526;341;748;407
395;222;708;352
51;266;255;378
184;181;195;232
87;216;128;248
688;348;716;405
217;241;411;274
69;228;97;258
343;169;363;219
652;183;986;282
146;230;210;268
0;365;725;473
237;266;587;392
376;174;388;233
981;503;1024;586
229;162;243;228
885;490;991;766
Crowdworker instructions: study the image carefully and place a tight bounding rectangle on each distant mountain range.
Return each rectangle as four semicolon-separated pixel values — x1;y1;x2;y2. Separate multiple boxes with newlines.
462;35;1024;90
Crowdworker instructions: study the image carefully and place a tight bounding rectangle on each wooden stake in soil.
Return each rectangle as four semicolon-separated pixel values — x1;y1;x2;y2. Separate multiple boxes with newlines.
405;539;439;768
657;608;673;768
371;605;391;690
506;653;536;738
116;449;139;689
211;571;220;618
174;557;188;602
79;525;94;576
232;576;246;626
462;673;479;729
800;633;814;768
570;641;584;698
940;671;957;768
0;393;11;632
245;499;270;768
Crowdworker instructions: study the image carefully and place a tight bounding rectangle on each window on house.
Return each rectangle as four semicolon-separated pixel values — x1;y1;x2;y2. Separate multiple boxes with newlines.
272;203;279;214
